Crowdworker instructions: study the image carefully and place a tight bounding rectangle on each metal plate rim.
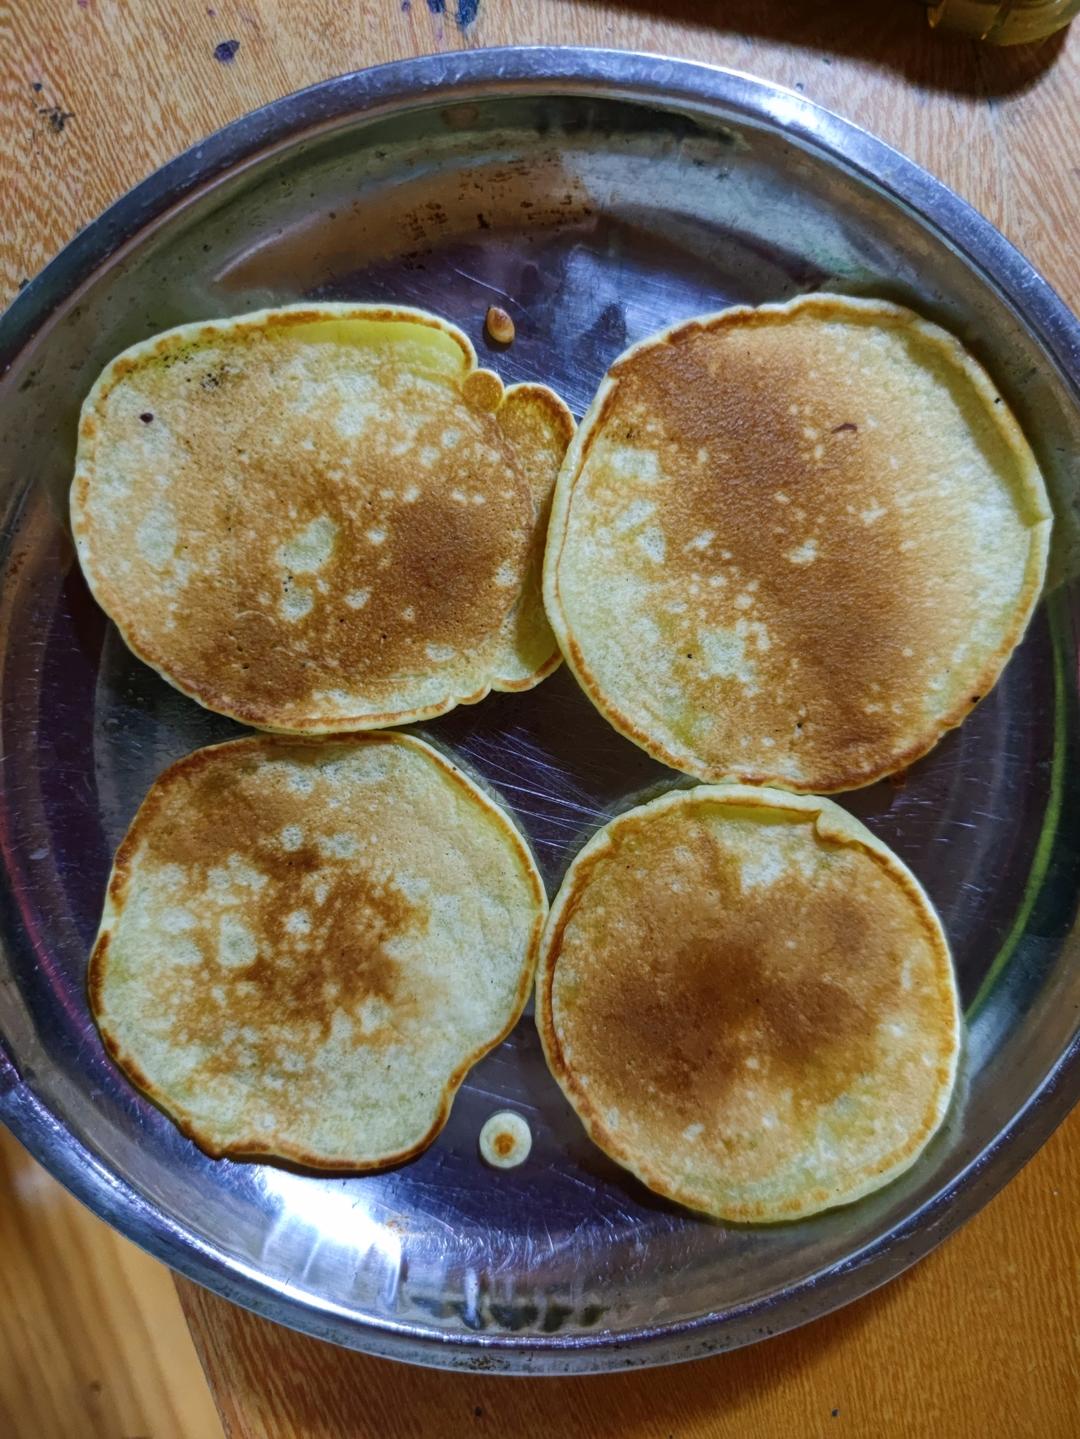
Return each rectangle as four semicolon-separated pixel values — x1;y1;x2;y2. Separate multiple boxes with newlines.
2;46;1079;1373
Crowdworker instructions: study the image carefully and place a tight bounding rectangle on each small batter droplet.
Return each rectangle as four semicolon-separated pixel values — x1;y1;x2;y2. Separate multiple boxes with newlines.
485;305;515;346
478;1109;532;1168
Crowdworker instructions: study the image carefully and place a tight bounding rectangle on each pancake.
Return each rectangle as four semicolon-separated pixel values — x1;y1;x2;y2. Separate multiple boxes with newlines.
72;304;573;732
89;731;547;1169
544;294;1052;793
536;785;961;1222
483;381;575;690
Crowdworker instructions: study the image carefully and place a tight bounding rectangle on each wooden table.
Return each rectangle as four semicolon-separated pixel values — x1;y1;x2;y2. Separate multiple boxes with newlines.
3;3;1078;1436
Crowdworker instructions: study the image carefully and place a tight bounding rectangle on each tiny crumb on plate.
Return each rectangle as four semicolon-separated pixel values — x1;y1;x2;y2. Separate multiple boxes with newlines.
479;1110;532;1168
485;305;515;345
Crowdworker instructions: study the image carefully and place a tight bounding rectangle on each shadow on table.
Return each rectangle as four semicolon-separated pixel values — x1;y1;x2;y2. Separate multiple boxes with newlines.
556;0;1068;98
180;1265;908;1437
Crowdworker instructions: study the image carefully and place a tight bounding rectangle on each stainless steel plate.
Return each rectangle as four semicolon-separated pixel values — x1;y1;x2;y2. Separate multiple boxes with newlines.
1;49;1078;1374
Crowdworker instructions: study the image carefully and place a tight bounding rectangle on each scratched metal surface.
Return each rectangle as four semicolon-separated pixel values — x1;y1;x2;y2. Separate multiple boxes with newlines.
0;53;1079;1372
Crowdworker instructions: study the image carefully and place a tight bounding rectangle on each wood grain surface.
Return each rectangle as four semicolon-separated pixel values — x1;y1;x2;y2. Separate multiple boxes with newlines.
0;1127;224;1439
1;2;1078;1437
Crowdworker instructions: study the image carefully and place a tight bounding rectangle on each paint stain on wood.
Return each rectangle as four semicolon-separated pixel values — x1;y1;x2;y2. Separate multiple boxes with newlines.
38;104;74;134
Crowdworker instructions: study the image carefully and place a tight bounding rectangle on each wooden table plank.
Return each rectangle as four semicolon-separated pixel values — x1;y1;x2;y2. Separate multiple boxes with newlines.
2;3;1078;1436
0;1127;224;1439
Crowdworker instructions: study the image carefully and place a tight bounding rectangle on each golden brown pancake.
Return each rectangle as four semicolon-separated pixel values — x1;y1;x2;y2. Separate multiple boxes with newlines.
537;785;961;1221
482;381;575;689
72;304;572;732
544;294;1052;792
89;731;547;1170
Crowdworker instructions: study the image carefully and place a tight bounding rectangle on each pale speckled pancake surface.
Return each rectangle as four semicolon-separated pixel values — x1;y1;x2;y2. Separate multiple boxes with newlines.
72;305;573;731
544;294;1052;793
537;785;961;1222
89;732;547;1170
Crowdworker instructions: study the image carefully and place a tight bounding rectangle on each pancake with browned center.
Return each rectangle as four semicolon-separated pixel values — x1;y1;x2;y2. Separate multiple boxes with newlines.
544;294;1051;793
72;304;573;731
89;731;547;1169
537;785;960;1221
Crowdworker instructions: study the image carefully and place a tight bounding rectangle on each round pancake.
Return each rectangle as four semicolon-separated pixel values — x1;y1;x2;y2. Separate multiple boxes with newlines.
537;785;961;1222
544;294;1052;793
72;304;573;732
89;731;547;1170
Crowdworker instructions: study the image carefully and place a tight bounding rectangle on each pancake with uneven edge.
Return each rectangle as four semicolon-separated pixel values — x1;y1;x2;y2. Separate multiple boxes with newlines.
71;304;572;732
88;732;547;1170
485;381;575;690
536;785;961;1222
544;294;1052;793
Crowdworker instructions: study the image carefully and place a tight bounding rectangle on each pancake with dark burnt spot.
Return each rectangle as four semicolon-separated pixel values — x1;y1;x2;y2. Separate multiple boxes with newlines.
89;731;547;1169
72;304;573;732
544;293;1051;793
536;785;960;1221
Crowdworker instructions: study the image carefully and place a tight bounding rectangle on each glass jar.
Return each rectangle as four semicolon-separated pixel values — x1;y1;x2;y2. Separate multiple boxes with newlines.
926;0;1080;42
